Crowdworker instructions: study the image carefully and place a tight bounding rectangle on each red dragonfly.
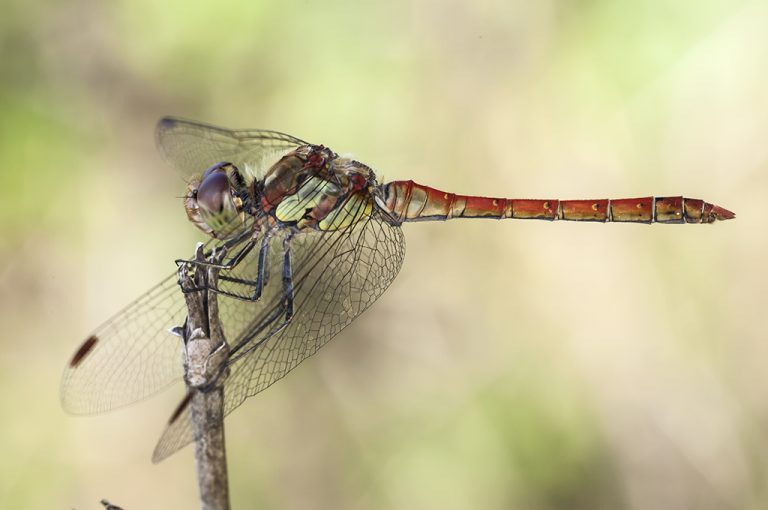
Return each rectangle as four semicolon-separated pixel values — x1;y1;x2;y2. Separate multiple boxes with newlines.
61;117;735;462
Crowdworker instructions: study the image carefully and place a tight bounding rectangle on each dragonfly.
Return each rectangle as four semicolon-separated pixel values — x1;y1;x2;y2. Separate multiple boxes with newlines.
61;117;735;462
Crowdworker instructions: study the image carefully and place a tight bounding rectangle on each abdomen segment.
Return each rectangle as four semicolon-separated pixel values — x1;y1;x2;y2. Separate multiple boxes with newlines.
381;180;735;224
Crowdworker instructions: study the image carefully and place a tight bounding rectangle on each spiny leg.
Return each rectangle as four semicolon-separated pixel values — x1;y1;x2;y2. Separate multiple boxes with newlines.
282;233;294;321
215;232;275;301
227;233;296;365
256;233;271;299
176;235;256;272
177;239;255;296
182;231;281;302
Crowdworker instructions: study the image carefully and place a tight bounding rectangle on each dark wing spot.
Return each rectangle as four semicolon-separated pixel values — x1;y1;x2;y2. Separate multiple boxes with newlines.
157;116;178;130
69;335;99;367
169;392;193;425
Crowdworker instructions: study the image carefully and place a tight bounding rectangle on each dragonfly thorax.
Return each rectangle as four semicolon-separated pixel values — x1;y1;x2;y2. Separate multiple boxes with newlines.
259;145;378;232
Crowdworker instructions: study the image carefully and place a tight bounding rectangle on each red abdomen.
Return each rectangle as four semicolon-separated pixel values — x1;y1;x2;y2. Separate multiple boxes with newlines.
381;180;734;224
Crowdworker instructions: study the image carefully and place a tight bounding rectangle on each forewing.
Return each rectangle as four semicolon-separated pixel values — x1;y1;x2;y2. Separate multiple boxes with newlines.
61;273;187;414
156;117;308;182
152;208;405;462
60;230;251;414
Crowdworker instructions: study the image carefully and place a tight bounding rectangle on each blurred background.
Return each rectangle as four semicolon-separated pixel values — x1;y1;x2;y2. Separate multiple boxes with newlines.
0;0;765;508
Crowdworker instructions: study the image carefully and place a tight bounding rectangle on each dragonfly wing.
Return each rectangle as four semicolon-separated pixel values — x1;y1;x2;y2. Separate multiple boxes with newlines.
61;273;187;414
152;209;406;461
156;117;308;182
152;397;194;463
60;233;248;415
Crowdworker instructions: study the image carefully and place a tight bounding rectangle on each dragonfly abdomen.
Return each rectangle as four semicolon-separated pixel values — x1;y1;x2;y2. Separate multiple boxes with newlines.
381;180;735;224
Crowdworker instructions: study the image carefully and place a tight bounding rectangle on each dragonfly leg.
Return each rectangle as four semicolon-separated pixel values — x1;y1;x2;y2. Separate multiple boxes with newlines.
226;233;295;364
211;233;275;301
177;240;256;295
217;240;256;270
174;225;261;270
176;239;256;272
254;233;271;300
282;233;294;320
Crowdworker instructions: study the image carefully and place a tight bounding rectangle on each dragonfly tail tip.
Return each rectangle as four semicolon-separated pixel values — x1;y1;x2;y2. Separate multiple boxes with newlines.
713;205;736;221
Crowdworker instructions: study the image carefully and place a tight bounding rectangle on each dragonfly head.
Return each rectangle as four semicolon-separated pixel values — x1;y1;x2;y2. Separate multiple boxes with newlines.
185;162;246;239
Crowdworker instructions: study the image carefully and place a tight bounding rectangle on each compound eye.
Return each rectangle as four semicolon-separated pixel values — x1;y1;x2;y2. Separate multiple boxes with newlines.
201;161;232;180
196;170;230;212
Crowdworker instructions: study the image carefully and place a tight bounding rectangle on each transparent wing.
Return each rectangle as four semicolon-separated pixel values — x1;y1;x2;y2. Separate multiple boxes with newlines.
60;273;187;414
152;209;406;461
60;233;247;414
156;117;308;181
